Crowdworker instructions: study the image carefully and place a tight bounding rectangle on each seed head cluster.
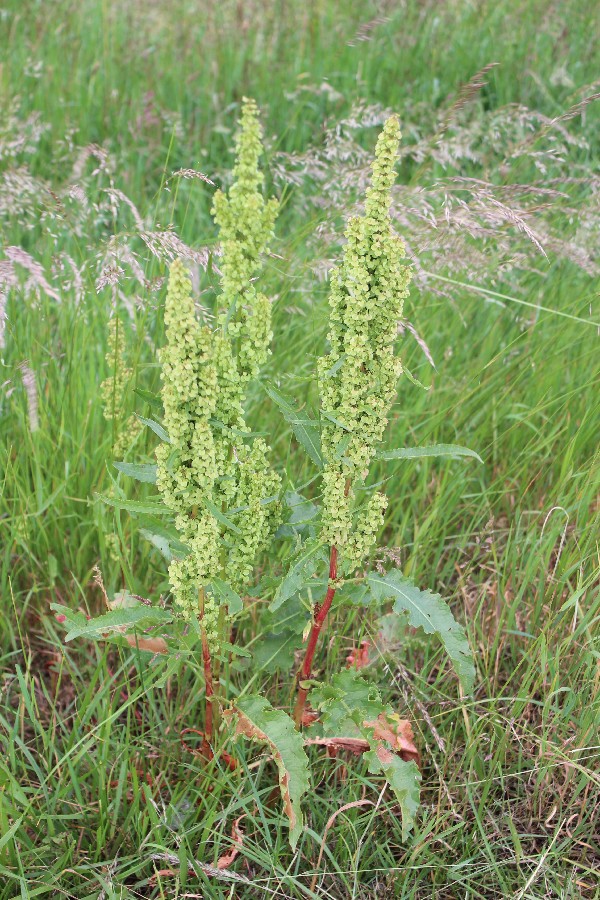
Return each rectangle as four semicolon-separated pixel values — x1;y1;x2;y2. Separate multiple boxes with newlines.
318;116;412;567
101;315;142;457
156;100;281;643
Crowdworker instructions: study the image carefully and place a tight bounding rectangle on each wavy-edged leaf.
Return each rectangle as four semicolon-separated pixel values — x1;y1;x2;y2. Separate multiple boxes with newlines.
114;462;158;483
139;527;188;561
275;491;319;539
367;570;475;692
364;749;421;841
308;670;421;839
54;605;173;642
225;696;310;849
263;383;323;468
271;539;326;612
376;443;482;464
252;630;304;673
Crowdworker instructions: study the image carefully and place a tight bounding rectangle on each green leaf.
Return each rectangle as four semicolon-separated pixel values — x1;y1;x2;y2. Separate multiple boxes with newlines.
203;499;242;534
113;462;158;483
321;410;351;431
323;353;347;377
364;751;421;841
51;603;88;633
402;366;430;391
310;669;384;735
137;414;170;443
96;494;171;516
57;605;173;642
309;670;421;839
252;630;303;673
263;383;323;468
227;696;310;849
367;570;475;692
275;491;319;538
209;577;243;615
376;443;482;464
271;540;326;612
134;388;163;410
139;525;189;559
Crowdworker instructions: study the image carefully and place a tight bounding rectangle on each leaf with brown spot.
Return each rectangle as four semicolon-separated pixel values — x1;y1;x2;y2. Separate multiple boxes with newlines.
305;714;419;765
224;696;310;849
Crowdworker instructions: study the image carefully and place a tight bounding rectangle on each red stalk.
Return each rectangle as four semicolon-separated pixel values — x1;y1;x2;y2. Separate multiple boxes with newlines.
201;628;215;747
293;544;338;727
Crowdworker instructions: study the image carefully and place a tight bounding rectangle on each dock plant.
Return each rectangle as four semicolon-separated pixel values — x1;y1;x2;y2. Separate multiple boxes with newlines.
54;100;479;849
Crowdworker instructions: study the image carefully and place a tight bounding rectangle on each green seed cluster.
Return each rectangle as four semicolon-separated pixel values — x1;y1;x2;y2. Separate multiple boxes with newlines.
101;316;131;421
318;116;412;567
101;315;142;457
212;96;279;383
156;99;281;638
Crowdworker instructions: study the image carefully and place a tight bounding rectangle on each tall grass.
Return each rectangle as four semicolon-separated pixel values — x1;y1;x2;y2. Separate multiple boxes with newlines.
0;0;598;896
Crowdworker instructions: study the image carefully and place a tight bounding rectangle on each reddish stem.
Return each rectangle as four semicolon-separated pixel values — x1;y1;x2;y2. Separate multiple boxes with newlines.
201;629;215;748
293;544;338;727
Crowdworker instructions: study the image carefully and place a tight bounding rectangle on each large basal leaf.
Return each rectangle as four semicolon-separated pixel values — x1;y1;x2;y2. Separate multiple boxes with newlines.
270;539;326;611
263;383;323;468
51;604;173;642
376;443;482;464
225;696;310;849
308;670;421;839
367;570;475;692
364;749;421;841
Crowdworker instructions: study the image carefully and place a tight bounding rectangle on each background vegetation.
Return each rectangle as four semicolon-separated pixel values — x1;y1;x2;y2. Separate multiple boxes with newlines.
0;1;598;896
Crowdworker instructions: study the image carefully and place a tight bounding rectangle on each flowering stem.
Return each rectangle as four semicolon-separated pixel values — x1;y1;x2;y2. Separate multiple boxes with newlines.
293;544;339;728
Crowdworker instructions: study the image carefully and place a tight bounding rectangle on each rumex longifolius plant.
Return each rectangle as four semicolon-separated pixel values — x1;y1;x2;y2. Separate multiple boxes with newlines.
54;102;479;850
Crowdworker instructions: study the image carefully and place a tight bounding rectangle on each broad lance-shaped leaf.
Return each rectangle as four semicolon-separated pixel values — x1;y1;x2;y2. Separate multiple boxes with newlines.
270;539;326;611
263;383;323;468
96;493;171;516
309;670;421;839
376;443;482;464
367;570;475;692
364;748;421;842
51;604;173;642
225;696;310;849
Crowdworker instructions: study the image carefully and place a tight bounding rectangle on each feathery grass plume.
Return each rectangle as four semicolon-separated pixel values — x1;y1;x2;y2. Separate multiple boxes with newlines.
318;115;412;569
156;99;281;645
19;362;39;433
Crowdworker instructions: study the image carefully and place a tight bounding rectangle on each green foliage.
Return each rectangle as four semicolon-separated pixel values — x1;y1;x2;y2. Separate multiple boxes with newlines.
227;697;310;850
55;102;479;849
2;1;599;890
310;670;422;839
154;100;282;630
367;570;476;692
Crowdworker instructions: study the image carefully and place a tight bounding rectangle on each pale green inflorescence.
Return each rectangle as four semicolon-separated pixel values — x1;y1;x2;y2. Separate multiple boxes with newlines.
156;99;281;646
101;315;143;457
318;116;412;569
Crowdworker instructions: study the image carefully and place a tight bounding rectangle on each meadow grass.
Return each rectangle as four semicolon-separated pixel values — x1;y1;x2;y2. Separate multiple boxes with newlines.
1;1;599;897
